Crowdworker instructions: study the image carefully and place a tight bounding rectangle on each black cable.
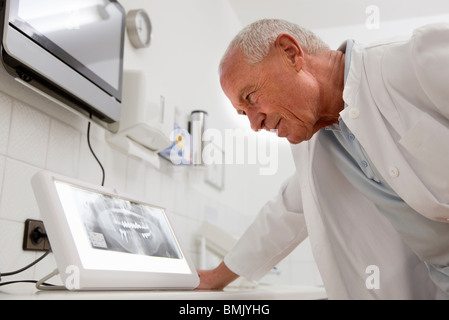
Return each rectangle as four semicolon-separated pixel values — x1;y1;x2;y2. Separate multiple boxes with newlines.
0;280;55;287
1;250;51;279
0;251;58;288
87;114;105;186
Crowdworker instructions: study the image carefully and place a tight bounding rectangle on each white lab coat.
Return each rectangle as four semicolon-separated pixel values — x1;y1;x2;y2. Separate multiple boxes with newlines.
224;23;449;299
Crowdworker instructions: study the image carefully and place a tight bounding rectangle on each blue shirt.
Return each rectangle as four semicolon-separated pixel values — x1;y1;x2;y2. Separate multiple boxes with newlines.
317;40;449;299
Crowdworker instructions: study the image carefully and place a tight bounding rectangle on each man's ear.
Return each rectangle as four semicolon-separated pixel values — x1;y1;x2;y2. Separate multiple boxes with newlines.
276;33;304;71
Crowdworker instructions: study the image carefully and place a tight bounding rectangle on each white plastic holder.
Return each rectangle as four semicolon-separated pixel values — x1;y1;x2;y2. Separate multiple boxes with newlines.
106;70;174;168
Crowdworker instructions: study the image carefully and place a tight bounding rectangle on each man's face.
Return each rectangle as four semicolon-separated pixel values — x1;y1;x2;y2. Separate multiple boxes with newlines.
220;44;322;144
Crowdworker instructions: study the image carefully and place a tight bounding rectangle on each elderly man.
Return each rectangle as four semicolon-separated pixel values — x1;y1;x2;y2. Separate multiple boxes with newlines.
198;19;449;299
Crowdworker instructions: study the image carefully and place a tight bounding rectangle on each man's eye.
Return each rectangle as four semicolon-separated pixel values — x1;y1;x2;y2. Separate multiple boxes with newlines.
246;93;253;102
237;109;247;116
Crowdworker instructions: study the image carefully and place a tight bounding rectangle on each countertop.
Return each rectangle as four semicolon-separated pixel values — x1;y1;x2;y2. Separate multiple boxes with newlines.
0;283;327;300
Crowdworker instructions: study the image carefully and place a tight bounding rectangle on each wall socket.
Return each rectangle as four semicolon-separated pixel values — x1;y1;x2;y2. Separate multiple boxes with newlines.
23;219;51;251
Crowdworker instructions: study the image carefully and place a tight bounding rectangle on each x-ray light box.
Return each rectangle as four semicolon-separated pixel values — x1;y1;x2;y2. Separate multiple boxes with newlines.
31;170;199;291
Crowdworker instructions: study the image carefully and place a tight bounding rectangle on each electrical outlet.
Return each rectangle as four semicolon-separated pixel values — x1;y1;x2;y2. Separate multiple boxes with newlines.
23;219;51;251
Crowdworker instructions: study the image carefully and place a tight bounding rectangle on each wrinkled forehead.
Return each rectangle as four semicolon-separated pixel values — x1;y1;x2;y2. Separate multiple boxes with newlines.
222;61;257;100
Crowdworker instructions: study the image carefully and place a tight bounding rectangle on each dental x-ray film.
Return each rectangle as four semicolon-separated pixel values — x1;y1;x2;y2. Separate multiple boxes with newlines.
54;181;182;259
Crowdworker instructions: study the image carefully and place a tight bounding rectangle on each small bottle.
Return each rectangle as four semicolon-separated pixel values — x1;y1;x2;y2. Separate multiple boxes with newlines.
189;110;207;165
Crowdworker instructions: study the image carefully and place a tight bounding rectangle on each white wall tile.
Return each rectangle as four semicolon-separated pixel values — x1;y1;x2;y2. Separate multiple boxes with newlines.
187;216;203;255
46;119;81;178
8;101;50;167
144;166;163;205
157;171;176;211
125;156;146;199
188;189;206;222
77;132;106;186
0;91;12;155
0;220;38;282
0;159;41;222
103;146;127;193
173;179;191;218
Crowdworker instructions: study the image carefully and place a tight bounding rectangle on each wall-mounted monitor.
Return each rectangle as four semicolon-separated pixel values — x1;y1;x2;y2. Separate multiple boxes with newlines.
0;0;126;131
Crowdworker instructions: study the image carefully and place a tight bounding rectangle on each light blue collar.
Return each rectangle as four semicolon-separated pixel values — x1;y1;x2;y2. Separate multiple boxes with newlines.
325;39;355;131
341;39;354;84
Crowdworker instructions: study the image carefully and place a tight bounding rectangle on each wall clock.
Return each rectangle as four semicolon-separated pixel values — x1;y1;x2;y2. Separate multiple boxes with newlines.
126;9;152;49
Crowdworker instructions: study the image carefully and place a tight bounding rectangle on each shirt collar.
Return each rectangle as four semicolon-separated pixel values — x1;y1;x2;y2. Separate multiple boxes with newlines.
325;39;355;131
339;39;355;84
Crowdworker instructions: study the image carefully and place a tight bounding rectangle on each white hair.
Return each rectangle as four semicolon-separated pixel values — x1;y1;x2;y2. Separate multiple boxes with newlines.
220;19;329;68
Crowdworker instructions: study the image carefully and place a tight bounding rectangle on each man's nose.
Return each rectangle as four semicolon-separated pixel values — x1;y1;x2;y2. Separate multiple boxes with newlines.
246;108;265;132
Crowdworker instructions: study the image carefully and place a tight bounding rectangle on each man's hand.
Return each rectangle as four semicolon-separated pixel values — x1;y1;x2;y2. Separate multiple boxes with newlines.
196;261;239;290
